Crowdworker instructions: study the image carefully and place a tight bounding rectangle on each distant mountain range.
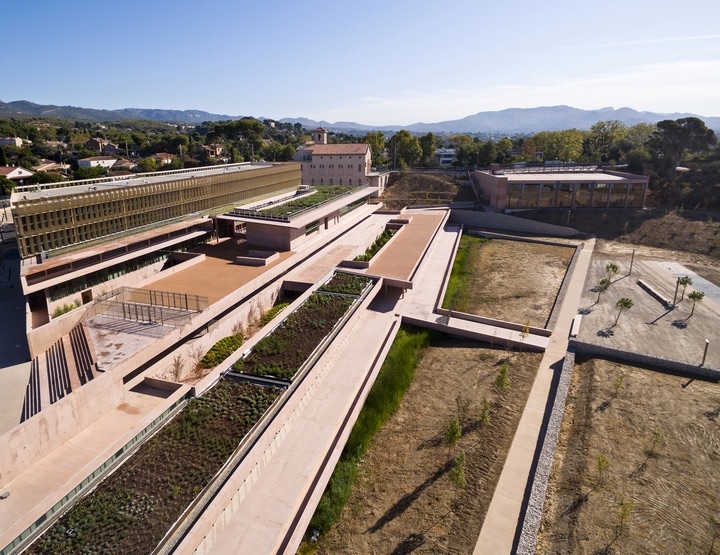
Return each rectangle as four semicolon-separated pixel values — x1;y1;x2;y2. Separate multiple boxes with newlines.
1;99;718;135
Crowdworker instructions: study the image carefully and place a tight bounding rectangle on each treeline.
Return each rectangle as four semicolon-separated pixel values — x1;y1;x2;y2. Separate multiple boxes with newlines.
1;115;719;209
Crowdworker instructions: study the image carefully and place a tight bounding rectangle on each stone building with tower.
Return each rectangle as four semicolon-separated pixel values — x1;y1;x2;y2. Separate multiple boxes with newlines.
293;127;389;192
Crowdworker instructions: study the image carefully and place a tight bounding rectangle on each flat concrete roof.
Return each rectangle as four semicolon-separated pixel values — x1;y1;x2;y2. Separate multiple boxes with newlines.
504;172;637;183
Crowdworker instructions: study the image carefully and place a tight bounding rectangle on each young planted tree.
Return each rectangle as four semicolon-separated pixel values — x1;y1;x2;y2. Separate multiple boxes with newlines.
596;278;612;304
444;419;462;459
678;276;693;302
616;496;634;539
478;396;491;427
596;454;610;486
612;298;633;328
520;320;530;351
687;290;705;318
605;262;619;281
495;361;510;391
450;451;467;488
643;426;664;459
613;372;625;397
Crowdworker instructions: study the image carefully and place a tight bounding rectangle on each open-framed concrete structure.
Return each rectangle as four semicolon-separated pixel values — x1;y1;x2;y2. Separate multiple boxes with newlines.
471;167;649;212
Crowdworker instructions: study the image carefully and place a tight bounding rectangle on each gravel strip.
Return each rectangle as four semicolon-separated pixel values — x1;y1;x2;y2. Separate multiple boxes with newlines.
516;349;576;555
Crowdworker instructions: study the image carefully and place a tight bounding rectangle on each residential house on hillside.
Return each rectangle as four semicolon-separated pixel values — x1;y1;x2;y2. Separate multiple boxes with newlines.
152;152;173;165
0;137;24;147
203;144;227;159
433;148;456;167
86;137;110;153
0;165;34;183
77;156;117;169
33;159;70;176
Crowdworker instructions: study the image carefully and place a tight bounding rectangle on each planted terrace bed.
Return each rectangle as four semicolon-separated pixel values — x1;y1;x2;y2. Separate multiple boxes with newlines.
27;380;281;555
318;272;372;296
259;185;359;217
233;292;355;381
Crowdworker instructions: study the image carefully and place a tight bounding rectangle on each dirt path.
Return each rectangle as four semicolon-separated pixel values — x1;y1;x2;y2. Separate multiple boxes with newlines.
314;338;542;554
537;358;720;555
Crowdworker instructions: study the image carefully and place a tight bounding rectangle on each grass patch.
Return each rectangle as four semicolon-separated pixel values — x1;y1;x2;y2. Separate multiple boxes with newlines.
318;272;372;296
442;234;488;312
307;326;432;536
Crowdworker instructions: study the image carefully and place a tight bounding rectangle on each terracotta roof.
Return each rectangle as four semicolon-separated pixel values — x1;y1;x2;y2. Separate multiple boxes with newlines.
304;144;370;156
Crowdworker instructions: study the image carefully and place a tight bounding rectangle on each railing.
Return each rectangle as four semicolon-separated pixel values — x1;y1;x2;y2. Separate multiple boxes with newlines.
228;185;368;222
2;393;191;555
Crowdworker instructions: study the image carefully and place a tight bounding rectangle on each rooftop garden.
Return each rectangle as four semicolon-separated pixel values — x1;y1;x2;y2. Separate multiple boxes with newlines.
233;185;363;221
28;379;281;555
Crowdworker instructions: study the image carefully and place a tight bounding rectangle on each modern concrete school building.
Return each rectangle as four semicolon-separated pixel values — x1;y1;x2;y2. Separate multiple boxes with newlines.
10;162;301;325
472;166;649;212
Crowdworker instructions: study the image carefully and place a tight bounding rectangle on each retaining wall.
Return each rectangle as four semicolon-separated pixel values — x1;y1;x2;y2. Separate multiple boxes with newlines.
569;339;720;379
449;209;581;237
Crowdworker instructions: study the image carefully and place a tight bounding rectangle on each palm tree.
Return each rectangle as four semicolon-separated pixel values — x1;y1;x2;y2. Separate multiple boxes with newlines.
605;262;619;281
596;278;611;303
678;276;693;302
613;297;633;328
687;290;705;318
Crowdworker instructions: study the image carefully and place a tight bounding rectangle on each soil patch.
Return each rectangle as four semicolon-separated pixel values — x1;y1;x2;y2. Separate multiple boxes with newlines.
313;338;542;554
448;238;574;328
537;358;720;555
517;209;720;259
382;173;475;210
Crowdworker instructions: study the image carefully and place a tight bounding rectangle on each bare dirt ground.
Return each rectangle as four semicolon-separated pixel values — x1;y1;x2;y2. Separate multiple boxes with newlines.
459;238;574;328
536;357;720;555
382;173;475;210
314;340;542;555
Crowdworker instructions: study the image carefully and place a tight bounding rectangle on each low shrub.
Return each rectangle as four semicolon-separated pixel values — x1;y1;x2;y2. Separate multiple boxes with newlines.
353;229;395;262
261;303;290;326
199;334;244;369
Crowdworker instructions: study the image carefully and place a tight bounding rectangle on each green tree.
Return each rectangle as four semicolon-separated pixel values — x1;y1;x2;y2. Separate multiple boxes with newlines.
362;131;386;166
388;130;421;169
649;117;717;169
687;290;705;318
495;138;514;164
136;157;158;173
418;132;436;166
0;175;14;196
612;298;633;328
587;120;627;162
0;146;7;166
478;396;490;427
533;129;584;161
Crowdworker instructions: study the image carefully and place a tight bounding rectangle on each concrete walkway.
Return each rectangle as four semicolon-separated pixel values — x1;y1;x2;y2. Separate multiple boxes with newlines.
191;293;402;554
473;237;595;555
397;223;550;351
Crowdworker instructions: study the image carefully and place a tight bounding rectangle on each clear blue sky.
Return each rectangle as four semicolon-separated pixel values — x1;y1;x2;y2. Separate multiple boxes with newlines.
3;0;719;125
